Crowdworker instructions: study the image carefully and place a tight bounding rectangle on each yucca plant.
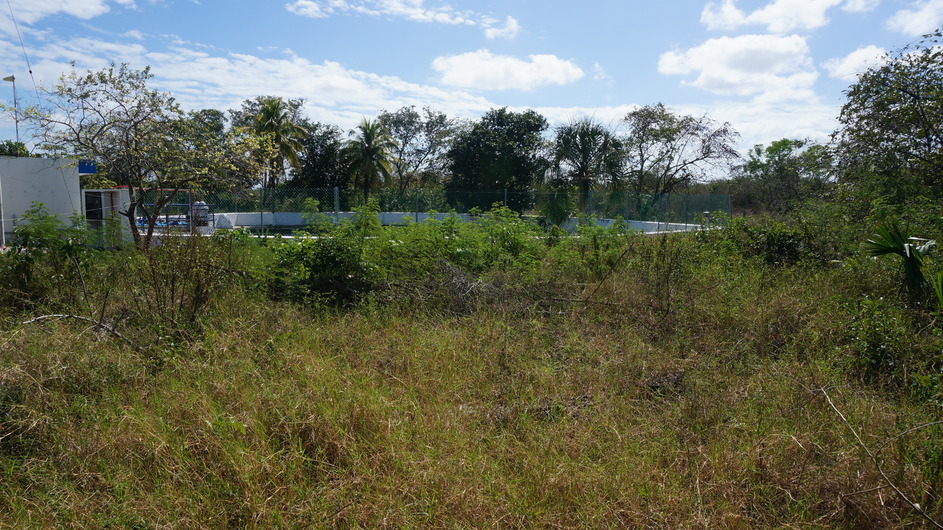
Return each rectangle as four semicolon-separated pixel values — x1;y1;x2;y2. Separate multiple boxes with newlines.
864;219;935;294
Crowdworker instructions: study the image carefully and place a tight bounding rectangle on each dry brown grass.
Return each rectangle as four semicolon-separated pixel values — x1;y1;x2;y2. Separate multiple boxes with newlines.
1;230;941;527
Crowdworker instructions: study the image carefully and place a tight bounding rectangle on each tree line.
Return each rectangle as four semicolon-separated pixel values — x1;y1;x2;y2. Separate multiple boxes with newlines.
6;27;943;246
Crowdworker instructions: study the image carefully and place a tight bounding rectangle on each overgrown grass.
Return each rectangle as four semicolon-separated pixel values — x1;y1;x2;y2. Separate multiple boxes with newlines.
1;206;941;527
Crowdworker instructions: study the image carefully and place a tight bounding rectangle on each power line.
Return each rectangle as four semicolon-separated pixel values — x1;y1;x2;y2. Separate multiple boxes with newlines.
7;0;36;91
5;1;76;211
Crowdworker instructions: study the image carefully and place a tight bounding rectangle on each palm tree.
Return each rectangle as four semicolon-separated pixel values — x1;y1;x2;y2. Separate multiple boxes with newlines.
254;96;305;189
341;118;397;201
552;118;624;213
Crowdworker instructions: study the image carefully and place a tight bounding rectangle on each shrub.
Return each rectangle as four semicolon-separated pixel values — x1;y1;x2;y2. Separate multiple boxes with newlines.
0;202;93;310
547;219;634;281
721;216;823;265
536;186;577;227
268;235;376;307
844;297;909;385
864;218;935;297
112;230;250;337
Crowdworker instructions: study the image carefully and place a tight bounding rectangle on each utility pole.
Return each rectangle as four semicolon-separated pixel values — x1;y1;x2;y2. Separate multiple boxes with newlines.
0;167;5;248
3;75;18;144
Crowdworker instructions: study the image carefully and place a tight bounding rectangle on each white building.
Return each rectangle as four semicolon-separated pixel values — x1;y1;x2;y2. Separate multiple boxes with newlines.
0;156;81;245
0;157;133;247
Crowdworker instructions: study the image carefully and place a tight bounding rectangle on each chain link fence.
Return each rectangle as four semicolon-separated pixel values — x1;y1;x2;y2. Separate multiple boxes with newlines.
189;187;729;225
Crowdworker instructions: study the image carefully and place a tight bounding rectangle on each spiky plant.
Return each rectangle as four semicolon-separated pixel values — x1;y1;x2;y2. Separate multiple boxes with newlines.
864;219;935;294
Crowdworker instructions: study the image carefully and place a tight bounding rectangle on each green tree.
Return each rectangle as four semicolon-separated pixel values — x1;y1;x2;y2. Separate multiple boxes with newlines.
29;63;251;248
734;139;832;213
286;120;347;189
377;105;454;190
551;118;624;212
622;103;739;211
189;108;263;190
0;140;28;157
341;118;397;201
445;107;549;211
251;96;305;189
834;29;943;203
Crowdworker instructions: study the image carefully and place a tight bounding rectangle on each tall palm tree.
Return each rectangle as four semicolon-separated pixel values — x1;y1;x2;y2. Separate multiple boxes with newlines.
341;118;397;201
552;118;624;213
254;96;305;189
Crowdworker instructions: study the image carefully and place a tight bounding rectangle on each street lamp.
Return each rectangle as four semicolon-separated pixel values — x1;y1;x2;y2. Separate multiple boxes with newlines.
1;74;16;248
3;74;18;144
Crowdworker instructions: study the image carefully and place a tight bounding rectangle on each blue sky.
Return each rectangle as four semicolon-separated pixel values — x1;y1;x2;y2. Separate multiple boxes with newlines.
0;0;940;153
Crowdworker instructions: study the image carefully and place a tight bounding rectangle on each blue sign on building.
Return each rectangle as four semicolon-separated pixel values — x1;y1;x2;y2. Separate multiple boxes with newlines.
78;160;97;174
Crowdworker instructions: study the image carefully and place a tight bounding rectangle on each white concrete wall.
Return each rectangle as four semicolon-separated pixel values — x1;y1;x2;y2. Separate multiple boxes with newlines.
560;217;701;233
212;210;697;233
0;157;81;242
213;211;475;229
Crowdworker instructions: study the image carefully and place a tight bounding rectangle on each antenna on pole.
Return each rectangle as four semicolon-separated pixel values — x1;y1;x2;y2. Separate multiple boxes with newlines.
3;74;18;144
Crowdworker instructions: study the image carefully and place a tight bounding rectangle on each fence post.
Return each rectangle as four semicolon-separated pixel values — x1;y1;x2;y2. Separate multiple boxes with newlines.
333;187;340;224
415;189;419;223
503;189;508;207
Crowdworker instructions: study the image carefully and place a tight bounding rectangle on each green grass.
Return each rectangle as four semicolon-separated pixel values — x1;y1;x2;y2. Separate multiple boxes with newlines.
1;209;941;527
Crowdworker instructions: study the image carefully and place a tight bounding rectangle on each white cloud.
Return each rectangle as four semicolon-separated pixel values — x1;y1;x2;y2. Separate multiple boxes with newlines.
431;50;584;91
842;0;880;12
285;0;517;38
16;32;499;131
886;0;943;35
823;45;886;79
484;16;520;40
285;0;331;18
701;0;844;33
592;63;611;81
705;100;839;150
659;34;817;102
6;0;131;24
368;0;474;25
0;0;135;36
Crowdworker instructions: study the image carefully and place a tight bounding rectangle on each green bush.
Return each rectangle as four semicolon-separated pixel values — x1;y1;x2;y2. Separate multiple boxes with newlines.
268;235;377;307
547;219;634;281
0;202;92;310
536;187;577;227
720;216;824;265
844;297;909;385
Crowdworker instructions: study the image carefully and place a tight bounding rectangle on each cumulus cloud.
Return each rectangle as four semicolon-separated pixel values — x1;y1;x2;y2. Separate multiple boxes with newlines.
823;45;886;79
17;31;498;130
701;0;847;33
285;0;519;38
659;34;817;102
886;0;943;35
431;50;584;91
